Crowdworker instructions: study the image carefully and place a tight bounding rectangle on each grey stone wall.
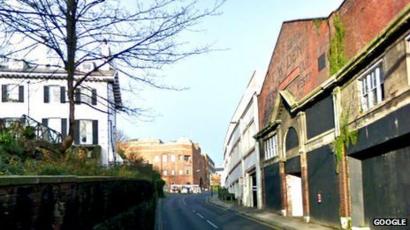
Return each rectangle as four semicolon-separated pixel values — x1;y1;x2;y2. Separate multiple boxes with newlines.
0;176;154;230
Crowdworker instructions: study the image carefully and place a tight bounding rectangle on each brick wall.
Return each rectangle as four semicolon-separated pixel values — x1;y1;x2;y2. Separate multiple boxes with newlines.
335;0;410;60
258;0;410;129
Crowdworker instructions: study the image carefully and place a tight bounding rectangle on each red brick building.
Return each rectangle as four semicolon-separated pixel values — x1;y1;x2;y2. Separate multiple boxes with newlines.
122;138;210;190
259;0;410;127
255;0;410;229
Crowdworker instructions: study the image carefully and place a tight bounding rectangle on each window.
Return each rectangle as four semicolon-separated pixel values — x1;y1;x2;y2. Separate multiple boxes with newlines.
79;120;93;145
171;170;175;175
82;89;92;104
264;134;278;160
163;170;168;176
42;118;67;137
285;127;299;151
360;63;384;112
184;155;191;162
185;169;190;175
75;87;97;105
44;86;65;103
171;155;176;162
179;170;183;175
154;156;160;162
81;62;95;71
162;155;167;162
1;84;23;102
318;53;326;71
2;118;22;128
305;95;335;139
75;120;98;145
179;155;183;161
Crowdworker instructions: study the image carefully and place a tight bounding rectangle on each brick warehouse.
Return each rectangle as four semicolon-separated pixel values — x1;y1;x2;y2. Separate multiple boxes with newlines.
122;138;210;191
254;0;410;229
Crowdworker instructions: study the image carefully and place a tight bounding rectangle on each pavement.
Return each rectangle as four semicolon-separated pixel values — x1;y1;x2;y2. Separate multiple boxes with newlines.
156;193;274;230
207;194;337;230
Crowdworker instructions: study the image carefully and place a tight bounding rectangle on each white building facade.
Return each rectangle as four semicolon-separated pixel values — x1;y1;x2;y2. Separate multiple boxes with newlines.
223;71;264;209
0;62;122;165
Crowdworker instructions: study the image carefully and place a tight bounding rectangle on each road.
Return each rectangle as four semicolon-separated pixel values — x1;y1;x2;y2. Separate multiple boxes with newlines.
157;193;274;230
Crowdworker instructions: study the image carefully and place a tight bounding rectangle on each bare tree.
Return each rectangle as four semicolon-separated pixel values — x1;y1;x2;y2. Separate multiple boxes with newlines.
0;0;224;152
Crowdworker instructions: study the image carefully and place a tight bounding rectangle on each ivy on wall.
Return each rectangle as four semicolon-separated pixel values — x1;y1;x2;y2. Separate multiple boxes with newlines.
328;14;347;76
331;112;358;173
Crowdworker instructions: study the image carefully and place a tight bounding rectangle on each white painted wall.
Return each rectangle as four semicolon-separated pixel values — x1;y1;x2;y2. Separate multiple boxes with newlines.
0;73;118;165
223;70;265;209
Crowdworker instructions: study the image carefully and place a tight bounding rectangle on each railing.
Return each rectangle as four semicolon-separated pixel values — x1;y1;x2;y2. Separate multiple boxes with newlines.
0;115;63;144
22;115;63;144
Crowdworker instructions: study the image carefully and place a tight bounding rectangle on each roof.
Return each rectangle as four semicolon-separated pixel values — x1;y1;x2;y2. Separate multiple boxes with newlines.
0;67;122;109
126;137;199;146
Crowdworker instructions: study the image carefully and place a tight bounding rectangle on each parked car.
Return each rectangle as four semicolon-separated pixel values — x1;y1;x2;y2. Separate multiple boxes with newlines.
181;187;189;194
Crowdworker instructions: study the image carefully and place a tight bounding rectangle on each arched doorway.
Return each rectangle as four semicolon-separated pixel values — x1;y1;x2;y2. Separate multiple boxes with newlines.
285;127;303;217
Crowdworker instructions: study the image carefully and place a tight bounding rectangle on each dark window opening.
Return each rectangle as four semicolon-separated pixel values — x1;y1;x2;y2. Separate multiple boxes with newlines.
285;127;299;151
318;53;326;71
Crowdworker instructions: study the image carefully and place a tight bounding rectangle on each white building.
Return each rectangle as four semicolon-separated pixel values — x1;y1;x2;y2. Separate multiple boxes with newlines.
223;71;264;209
0;61;122;165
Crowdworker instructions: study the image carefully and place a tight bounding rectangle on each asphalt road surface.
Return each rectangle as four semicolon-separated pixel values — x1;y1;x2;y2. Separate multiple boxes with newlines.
157;193;274;230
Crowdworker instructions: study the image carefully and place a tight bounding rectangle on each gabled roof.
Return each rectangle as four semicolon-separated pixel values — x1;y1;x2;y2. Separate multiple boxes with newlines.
255;0;410;139
260;17;328;92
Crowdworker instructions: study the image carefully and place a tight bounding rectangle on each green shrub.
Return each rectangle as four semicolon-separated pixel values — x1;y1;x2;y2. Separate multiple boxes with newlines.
0;154;25;175
0;131;14;145
0;125;165;194
23;126;36;140
218;187;235;201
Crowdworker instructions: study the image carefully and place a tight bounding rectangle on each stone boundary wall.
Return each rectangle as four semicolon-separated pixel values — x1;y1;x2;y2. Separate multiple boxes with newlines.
0;176;154;230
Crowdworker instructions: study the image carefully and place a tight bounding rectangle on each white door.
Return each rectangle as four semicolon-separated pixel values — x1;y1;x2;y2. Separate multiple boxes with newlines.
286;174;303;216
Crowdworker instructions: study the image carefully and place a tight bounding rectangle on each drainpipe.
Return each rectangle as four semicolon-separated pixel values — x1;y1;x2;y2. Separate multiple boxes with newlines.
27;80;30;117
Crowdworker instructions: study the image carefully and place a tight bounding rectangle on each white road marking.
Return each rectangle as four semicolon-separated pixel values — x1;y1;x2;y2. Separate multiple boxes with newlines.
196;213;205;219
206;220;218;229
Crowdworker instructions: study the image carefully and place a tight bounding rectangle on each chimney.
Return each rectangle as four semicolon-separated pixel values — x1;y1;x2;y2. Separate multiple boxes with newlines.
101;39;111;57
100;39;111;71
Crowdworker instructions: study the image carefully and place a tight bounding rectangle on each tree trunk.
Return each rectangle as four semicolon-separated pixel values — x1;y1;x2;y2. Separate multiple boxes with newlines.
61;0;78;152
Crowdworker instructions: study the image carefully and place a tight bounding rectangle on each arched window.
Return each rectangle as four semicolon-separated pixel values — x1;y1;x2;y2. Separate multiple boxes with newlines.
285;127;299;151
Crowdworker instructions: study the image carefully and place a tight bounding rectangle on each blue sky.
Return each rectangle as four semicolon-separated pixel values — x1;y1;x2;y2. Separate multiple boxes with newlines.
118;0;344;166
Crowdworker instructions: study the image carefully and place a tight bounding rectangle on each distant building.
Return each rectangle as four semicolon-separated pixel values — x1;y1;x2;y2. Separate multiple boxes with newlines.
210;167;223;187
122;138;211;190
204;153;215;186
223;71;264;209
